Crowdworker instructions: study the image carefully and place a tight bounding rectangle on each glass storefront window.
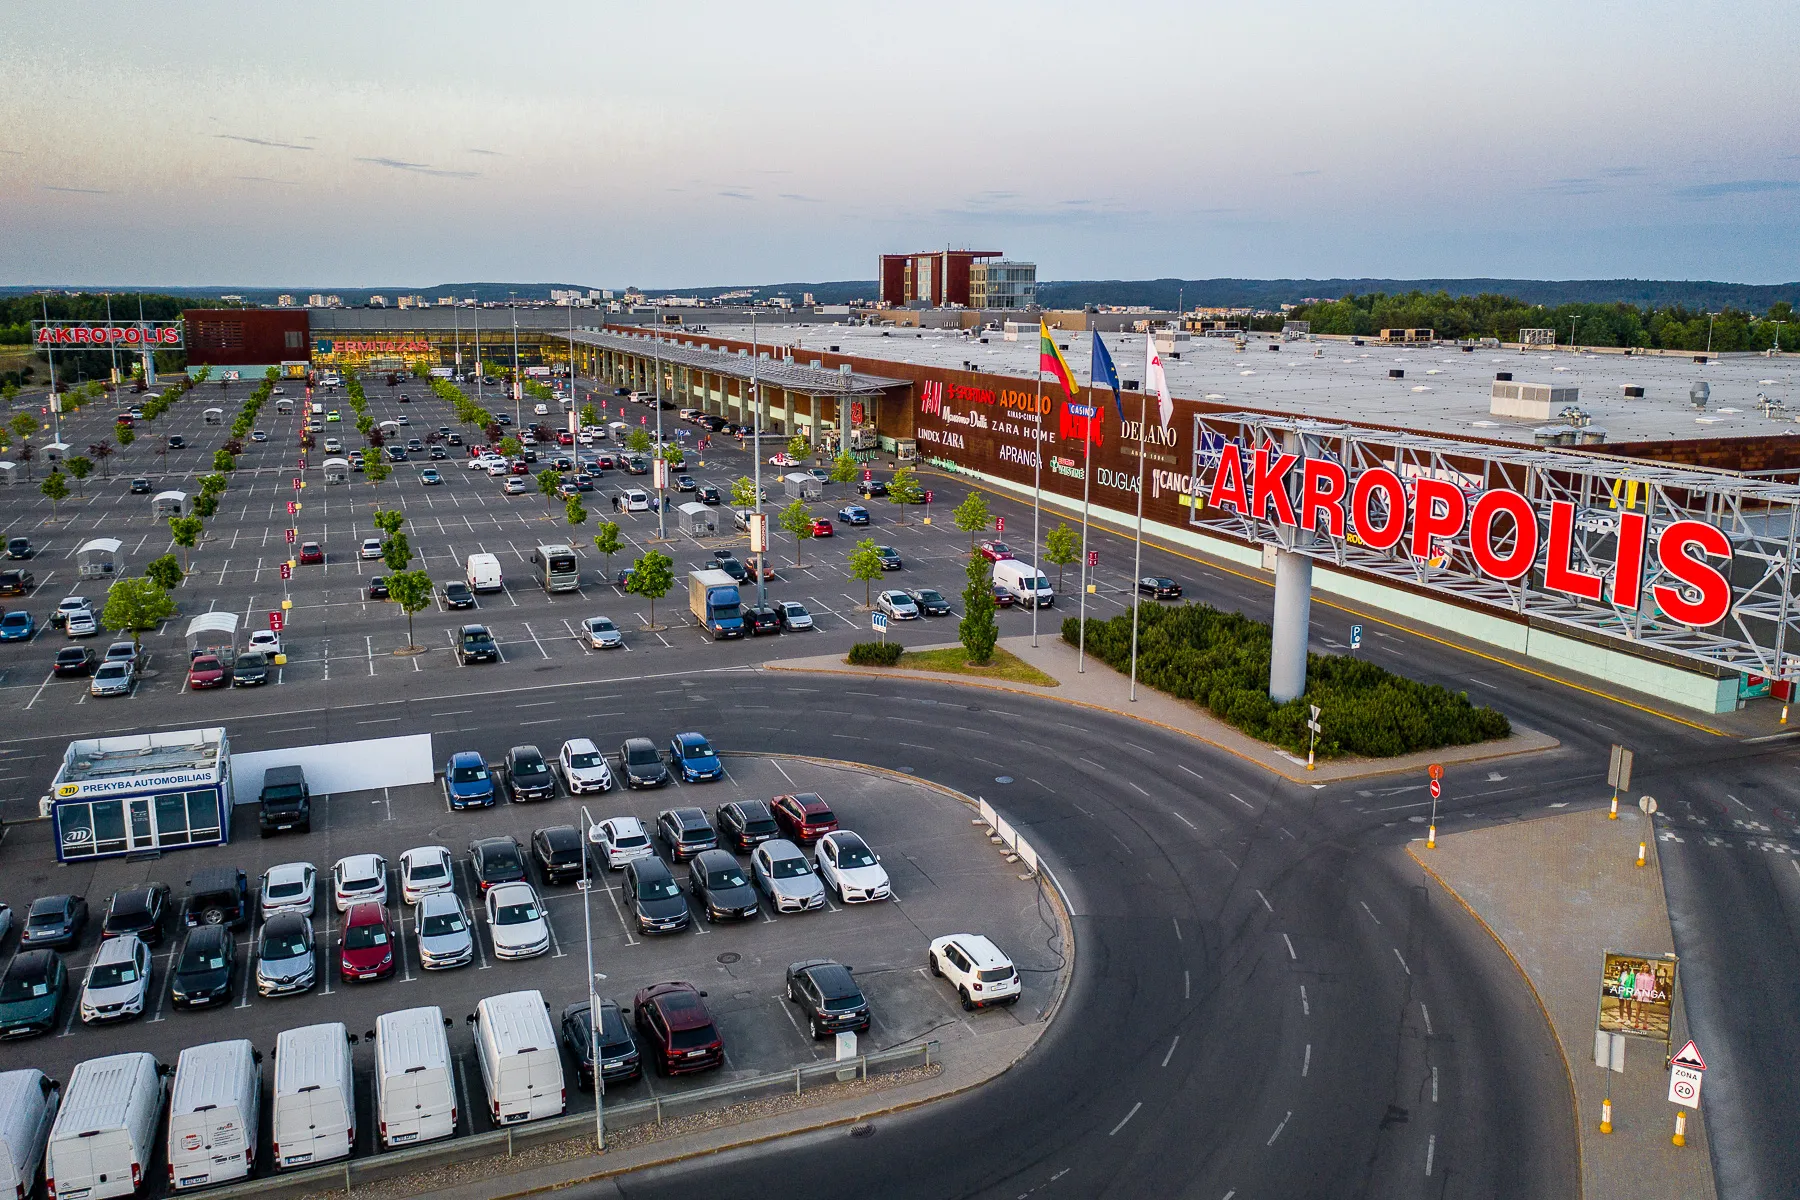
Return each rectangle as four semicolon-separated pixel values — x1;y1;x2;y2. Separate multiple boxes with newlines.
156;793;191;846
58;803;95;858
186;790;222;841
56;787;224;860
91;800;126;856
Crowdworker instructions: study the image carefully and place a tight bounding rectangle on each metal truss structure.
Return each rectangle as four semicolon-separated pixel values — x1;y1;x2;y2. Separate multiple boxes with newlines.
1187;411;1800;681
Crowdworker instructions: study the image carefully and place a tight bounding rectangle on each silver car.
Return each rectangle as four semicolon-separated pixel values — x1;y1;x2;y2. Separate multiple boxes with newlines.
751;839;827;913
581;616;623;649
89;660;134;697
414;891;473;970
255;912;317;996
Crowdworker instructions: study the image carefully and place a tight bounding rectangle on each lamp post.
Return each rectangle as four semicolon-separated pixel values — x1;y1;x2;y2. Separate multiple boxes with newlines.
510;292;522;429
579;803;606;1151
751;310;766;608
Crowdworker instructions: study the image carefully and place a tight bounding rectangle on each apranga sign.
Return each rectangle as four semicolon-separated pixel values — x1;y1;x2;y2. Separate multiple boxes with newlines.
1597;950;1677;1041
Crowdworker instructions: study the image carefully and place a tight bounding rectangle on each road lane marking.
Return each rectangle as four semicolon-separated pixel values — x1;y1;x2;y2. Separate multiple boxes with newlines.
1266;1111;1291;1146
1425;1133;1436;1177
1254;889;1273;912
1184;970;1189;1000
1172;918;1181;942
1302;1043;1311;1076
1282;933;1297;960
1432;1066;1439;1102
1161;1036;1179;1067
1419;1002;1433;1036
1229;793;1253;810
1300;984;1309;1016
1108;1101;1142;1136
1393;948;1411;975
1172;810;1197;830
1360;901;1382;925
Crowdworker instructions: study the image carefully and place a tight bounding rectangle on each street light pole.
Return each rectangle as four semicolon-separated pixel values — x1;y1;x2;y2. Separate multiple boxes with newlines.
510;292;522;429
751;311;766;608
579;803;605;1151
654;337;666;540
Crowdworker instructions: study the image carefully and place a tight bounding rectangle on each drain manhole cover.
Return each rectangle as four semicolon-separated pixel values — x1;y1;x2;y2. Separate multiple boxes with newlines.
717;952;741;965
995;776;1013;784
850;1123;875;1138
898;766;914;774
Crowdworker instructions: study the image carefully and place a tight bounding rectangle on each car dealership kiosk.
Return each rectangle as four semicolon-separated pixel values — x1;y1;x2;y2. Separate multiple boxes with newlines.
49;727;233;862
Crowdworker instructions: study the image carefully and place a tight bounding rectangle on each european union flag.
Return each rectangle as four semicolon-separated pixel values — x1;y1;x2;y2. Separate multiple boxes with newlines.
1090;331;1123;423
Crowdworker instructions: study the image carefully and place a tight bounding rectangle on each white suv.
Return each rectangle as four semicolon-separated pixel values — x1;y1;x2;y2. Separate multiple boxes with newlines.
80;934;152;1023
929;933;1022;1010
559;738;614;793
588;816;654;869
332;853;389;911
399;845;455;904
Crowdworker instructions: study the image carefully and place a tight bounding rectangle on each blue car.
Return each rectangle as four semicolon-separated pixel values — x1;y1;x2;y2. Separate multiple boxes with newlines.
837;504;871;526
668;732;723;783
444;751;496;810
0;610;34;641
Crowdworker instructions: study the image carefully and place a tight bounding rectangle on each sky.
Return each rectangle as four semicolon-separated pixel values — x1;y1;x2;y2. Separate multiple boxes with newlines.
3;0;1798;290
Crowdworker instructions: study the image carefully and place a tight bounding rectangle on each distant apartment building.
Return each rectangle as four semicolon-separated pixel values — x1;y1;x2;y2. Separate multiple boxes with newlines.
368;295;388;307
276;294;296;307
879;249;1035;309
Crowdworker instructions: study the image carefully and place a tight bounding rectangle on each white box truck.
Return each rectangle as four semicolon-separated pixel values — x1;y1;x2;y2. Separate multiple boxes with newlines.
469;991;564;1125
0;1070;59;1200
166;1040;260;1191
993;559;1054;608
375;1007;457;1148
271;1023;355;1171
45;1052;165;1200
465;553;503;593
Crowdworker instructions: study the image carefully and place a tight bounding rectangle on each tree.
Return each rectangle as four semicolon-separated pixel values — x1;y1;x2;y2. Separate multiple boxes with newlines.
952;490;992;551
101;576;176;653
197;472;228;499
169;514;203;572
565;495;588;529
593;521;623;576
144;553;183;591
364;454;391;488
0;381;16;407
887;466;923;523
498;435;521;458
1044;521;1080;589
212;448;235;473
848;538;885;609
371;508;406;538
9;412;36;444
536;467;564;507
385;569;434;650
381;531;412;572
192;492;219;519
788;434;809;462
39;470;69;518
87;441;114;478
959;549;998;665
626;548;675;627
778;498;814;567
65;456;93;496
115;421;134;448
660;442;686;469
730;476;759;509
625;426;653;454
829;450;859;485
580;402;599;427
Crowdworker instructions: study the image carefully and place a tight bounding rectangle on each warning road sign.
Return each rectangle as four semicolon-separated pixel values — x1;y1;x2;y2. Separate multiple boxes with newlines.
1669;1066;1703;1107
1670;1040;1706;1070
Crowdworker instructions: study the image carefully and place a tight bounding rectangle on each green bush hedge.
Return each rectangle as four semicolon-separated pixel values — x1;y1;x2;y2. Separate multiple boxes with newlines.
1062;604;1510;759
847;641;904;666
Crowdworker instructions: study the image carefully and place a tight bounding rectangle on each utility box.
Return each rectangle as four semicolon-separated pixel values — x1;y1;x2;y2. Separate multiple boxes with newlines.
1491;381;1580;420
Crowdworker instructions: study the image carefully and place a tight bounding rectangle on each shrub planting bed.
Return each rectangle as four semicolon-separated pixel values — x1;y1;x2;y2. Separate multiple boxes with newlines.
1064;604;1510;759
847;640;904;666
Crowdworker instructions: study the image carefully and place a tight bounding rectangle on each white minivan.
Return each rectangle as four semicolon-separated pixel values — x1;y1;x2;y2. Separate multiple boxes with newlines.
0;1069;59;1200
375;1007;457;1147
468;991;564;1125
45;1052;166;1200
272;1023;355;1171
166;1040;260;1191
465;553;504;594
992;559;1055;609
620;489;650;513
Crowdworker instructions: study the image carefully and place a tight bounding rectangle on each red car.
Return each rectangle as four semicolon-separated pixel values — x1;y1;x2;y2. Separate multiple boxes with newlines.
809;518;834;538
991;584;1016;608
298;541;324;564
510;461;529;475
633;982;723;1076
187;655;228;689
338;901;396;982
978;539;1013;562
770;792;838;845
556;432;573;446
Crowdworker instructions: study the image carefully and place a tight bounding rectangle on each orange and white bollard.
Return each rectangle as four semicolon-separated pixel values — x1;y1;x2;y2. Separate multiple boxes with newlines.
1637;842;1647;868
1673;1110;1687;1147
1599;1098;1613;1134
1426;824;1437;849
1609;795;1619;820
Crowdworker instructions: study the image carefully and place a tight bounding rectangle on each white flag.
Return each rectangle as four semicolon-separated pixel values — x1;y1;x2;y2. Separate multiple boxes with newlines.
1145;333;1172;429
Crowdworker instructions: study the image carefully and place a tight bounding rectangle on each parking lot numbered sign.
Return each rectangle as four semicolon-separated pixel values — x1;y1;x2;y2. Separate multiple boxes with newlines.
996;516;1005;533
285;528;296;544
279;563;292;580
1350;624;1362;651
269;611;284;632
1088;550;1099;566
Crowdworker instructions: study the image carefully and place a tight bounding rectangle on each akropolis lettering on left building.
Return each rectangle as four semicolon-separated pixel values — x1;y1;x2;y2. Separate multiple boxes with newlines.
1204;441;1735;628
35;325;183;346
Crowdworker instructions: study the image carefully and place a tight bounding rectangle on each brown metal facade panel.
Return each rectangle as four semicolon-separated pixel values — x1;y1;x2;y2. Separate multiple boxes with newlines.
182;309;310;366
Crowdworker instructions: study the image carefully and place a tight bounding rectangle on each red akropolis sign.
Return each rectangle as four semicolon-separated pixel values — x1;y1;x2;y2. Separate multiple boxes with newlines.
34;324;183;347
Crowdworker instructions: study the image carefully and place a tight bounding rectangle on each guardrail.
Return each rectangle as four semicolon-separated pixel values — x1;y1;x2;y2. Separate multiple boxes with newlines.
977;797;1039;875
199;1040;937;1200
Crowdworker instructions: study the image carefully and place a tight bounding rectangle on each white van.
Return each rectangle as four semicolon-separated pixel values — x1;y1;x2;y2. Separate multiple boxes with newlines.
271;1024;355;1171
0;1070;59;1200
375;1008;457;1148
45;1052;165;1200
619;489;650;513
166;1041;259;1192
993;559;1054;608
309;402;324;417
465;553;503;593
468;991;564;1125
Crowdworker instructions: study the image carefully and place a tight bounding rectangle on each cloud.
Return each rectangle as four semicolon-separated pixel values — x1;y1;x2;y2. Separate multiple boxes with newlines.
1292;169;1323;177
467;148;503;156
355;156;479;179
718;190;754;200
777;193;821;203
42;184;109;194
1537;177;1606;195
1673;179;1800;199
216;134;312;151
1599;166;1648;178
236;175;299;185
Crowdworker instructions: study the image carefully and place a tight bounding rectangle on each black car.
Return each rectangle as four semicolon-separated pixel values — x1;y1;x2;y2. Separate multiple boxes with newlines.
743;604;781;635
130;478;153;494
623;857;690;934
0;569;33;596
531;824;585;885
656;807;717;861
231;651;271;686
620;737;670;789
458;624;499;664
709;557;747;583
184;868;251;930
53;646;98;677
20;895;87;949
0;950;66;1038
561;999;642;1087
687;849;760;922
785;959;871;1038
429;445;448;460
443;581;476;609
101;884;173;947
385;446;407;462
447;433;464;447
505;744;557;801
367;576;389;600
169;926;235;1009
167;434;186;449
858;479;889;498
469;835;528;893
6;537;32;559
715;800;780;853
697;486;720;506
908;587;952;616
674;475;696;492
874;546;903;570
1137;576;1183;600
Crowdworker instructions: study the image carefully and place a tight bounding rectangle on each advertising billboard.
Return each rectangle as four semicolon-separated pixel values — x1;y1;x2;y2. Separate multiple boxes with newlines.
1597;950;1677;1041
33;320;183;347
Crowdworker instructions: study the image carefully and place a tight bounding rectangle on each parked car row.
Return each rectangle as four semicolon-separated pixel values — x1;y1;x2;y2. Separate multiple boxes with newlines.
436;730;724;809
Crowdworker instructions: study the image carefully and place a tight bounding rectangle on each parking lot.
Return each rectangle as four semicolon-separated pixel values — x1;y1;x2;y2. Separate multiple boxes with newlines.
0;751;1063;1179
0;374;1182;726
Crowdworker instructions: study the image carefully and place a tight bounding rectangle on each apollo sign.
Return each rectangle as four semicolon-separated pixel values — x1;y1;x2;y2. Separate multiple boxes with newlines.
1205;441;1733;627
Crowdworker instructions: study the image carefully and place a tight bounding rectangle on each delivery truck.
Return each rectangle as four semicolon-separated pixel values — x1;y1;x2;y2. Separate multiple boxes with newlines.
688;569;745;640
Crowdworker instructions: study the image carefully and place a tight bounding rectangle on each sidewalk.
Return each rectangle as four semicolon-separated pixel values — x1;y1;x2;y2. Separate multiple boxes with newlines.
764;634;1560;784
1409;808;1717;1200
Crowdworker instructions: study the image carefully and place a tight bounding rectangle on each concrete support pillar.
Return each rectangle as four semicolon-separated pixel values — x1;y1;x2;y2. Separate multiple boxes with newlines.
1269;548;1313;703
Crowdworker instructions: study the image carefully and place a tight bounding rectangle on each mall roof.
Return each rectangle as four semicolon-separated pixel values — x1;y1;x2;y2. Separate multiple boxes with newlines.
564;328;905;396
701;322;1800;448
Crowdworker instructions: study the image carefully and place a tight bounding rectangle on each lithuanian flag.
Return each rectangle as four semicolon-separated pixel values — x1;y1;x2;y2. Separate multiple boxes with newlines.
1038;322;1077;398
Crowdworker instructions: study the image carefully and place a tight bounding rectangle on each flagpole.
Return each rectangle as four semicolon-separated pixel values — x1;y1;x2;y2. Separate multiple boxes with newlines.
1077;375;1094;674
1129;387;1147;702
1031;337;1044;649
